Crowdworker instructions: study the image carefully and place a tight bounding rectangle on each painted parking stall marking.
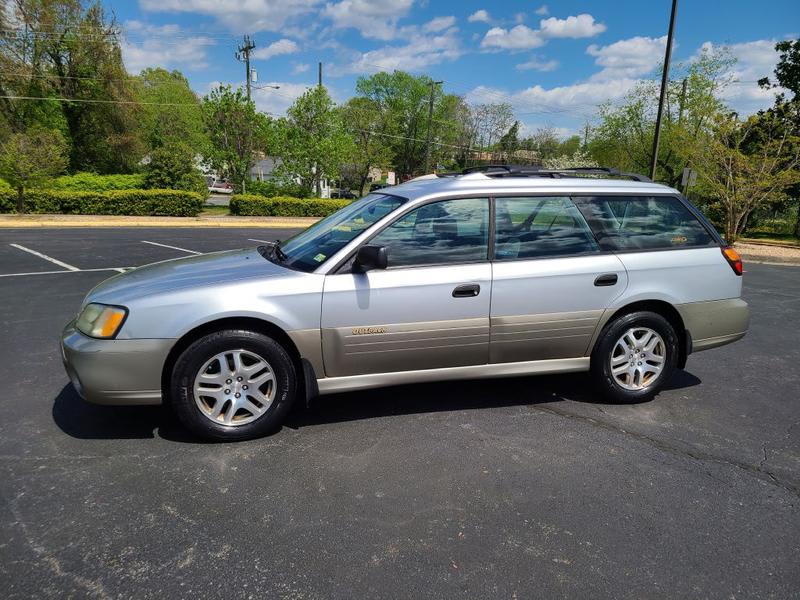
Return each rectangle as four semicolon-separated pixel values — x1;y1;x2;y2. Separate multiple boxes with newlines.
9;243;80;271
141;240;201;254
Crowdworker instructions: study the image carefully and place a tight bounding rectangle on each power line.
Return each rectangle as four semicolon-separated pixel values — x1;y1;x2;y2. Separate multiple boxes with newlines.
0;94;201;106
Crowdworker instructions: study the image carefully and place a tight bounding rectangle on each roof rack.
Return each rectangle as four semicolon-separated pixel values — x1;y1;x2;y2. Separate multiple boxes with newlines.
459;164;652;182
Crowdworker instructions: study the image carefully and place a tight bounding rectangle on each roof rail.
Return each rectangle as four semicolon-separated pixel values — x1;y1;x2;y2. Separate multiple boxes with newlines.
459;164;652;182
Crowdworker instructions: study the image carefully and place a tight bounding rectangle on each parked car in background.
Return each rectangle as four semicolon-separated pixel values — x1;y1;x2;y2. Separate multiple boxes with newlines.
331;189;358;199
61;165;749;441
208;178;234;194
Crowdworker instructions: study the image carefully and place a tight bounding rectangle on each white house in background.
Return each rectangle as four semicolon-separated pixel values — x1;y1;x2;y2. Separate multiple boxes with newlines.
249;155;331;198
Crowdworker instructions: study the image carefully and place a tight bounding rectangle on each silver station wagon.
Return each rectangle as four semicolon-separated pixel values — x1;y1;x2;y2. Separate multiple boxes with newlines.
62;166;750;441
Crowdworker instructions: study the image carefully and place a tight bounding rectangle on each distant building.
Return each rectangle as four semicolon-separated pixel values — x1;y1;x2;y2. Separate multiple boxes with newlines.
249;155;330;198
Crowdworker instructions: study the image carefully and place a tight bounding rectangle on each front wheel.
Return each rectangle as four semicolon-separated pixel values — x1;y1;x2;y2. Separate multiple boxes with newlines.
590;311;678;404
169;330;296;441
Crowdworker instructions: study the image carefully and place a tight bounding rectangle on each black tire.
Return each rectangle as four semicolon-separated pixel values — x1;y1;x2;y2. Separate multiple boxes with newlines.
169;330;296;441
590;311;678;404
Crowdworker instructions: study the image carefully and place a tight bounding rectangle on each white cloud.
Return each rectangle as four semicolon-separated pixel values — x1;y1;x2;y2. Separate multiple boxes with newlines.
482;25;545;50
322;0;415;40
535;5;549;16
697;40;786;114
343;25;462;74
252;39;299;60
139;0;322;33
467;79;636;117
121;21;214;73
516;56;559;72
587;36;667;80
467;10;491;24
252;82;313;115
424;16;456;33
292;62;311;74
481;13;605;51
538;14;606;39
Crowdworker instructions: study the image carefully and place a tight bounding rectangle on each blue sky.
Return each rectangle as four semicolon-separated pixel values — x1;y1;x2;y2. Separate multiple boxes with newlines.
110;0;799;136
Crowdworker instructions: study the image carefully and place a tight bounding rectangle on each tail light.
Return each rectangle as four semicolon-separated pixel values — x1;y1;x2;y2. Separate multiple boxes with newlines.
721;246;743;276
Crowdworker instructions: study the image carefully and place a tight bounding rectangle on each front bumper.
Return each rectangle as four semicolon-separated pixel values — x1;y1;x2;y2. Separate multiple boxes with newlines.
61;322;174;405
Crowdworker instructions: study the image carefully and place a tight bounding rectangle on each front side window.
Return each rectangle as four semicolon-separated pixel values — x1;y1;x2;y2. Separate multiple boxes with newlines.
369;198;489;268
278;193;406;271
494;196;599;260
573;196;716;251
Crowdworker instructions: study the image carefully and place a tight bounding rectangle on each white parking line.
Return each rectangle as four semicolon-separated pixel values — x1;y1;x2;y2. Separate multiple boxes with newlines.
0;267;129;278
141;240;201;255
9;243;80;271
248;238;271;244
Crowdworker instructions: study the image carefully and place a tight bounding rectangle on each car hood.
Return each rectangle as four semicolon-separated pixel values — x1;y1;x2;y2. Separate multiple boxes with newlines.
87;248;296;304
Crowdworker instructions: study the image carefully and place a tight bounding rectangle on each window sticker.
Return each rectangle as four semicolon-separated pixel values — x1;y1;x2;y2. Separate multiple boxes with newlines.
313;253;326;262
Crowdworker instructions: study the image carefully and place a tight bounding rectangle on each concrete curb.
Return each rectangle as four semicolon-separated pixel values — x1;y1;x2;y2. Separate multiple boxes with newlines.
0;215;320;228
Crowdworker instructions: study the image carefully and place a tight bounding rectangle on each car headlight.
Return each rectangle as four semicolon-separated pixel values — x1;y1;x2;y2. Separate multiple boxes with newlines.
75;303;128;339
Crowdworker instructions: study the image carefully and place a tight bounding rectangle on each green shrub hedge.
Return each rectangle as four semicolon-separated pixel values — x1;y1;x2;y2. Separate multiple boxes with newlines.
238;180;312;199
230;194;351;217
47;172;146;192
0;189;204;216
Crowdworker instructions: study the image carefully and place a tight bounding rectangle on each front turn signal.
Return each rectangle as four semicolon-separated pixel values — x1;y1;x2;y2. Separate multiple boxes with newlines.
75;303;128;339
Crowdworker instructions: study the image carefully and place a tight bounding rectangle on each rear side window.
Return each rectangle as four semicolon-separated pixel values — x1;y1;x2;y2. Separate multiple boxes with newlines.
494;196;599;260
573;196;716;251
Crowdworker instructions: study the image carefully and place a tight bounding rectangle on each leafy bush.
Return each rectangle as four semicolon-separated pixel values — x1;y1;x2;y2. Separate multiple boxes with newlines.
238;180;312;199
144;143;209;199
0;189;203;216
47;172;146;192
230;194;350;217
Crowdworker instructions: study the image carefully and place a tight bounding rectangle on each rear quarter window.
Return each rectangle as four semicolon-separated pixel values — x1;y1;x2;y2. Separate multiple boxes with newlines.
573;196;716;251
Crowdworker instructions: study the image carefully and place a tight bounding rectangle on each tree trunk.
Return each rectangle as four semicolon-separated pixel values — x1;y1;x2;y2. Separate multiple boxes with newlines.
16;186;24;214
794;204;800;239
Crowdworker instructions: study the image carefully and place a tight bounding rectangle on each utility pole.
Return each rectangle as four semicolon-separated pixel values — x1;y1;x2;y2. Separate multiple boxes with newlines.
318;62;323;87
424;80;443;174
236;35;256;100
649;0;678;181
583;121;590;147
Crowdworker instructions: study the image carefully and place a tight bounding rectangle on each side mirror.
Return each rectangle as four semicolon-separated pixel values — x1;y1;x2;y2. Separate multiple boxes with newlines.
353;245;388;272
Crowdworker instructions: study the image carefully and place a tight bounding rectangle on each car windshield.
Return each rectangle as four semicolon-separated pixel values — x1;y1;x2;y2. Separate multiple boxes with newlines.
273;193;407;272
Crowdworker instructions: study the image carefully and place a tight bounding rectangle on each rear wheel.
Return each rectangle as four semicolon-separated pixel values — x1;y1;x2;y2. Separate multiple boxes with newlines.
170;330;296;441
590;311;678;403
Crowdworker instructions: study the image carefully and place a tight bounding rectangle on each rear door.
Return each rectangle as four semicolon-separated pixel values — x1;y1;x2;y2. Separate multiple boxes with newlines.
321;197;492;377
490;196;628;363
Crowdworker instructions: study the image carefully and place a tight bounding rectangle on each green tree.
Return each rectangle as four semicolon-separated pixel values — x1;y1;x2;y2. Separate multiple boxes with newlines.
588;48;733;185
0;128;68;212
278;86;354;196
135;68;206;152
355;71;467;177
499;121;520;157
758;39;800;237
0;0;144;173
681;106;800;241
340;96;392;194
202;85;269;191
143;141;207;198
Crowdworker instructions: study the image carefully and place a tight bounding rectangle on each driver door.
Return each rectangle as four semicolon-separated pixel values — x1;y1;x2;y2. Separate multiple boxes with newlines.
321;198;491;378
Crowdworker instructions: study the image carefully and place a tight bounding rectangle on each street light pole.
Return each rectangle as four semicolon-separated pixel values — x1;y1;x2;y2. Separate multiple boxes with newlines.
424;80;443;174
649;0;678;181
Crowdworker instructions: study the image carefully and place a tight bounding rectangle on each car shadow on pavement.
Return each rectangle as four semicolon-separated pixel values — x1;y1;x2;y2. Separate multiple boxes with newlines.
52;370;702;441
285;369;702;429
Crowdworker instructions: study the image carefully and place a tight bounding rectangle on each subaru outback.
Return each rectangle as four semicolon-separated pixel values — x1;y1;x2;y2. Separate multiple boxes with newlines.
61;166;749;441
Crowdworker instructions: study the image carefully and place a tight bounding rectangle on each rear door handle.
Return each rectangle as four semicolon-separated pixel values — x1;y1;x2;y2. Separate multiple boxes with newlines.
594;273;618;287
453;284;480;298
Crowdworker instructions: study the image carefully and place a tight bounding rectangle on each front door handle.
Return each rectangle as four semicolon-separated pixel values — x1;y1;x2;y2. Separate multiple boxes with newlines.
453;284;480;298
594;273;618;287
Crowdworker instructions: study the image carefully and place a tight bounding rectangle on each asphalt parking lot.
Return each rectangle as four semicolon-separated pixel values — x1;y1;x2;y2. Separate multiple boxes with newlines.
1;227;798;599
